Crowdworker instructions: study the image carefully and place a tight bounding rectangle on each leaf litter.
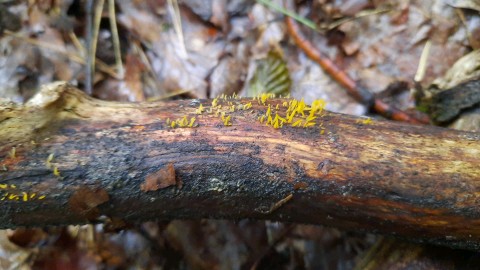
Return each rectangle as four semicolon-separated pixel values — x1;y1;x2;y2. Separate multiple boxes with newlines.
0;0;479;268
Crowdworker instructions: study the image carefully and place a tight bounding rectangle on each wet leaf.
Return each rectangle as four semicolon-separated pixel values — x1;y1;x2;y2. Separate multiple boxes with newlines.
248;51;291;97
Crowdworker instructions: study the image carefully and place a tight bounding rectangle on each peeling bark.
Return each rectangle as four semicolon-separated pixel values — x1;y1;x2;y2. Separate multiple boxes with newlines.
1;82;480;249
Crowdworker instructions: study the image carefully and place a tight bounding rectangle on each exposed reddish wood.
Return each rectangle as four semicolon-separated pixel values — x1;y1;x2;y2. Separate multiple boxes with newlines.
0;83;479;250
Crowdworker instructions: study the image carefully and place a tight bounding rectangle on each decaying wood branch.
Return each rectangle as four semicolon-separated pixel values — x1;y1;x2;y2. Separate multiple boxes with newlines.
1;82;480;249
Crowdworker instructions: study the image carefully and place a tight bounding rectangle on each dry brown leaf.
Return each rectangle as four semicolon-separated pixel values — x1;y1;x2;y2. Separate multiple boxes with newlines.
140;163;177;192
68;186;110;220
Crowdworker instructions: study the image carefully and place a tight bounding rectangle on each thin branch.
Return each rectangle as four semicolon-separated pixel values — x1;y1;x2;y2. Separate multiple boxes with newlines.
284;16;428;124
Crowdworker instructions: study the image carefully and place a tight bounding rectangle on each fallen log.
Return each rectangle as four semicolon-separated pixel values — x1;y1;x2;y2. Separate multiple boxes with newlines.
0;82;479;249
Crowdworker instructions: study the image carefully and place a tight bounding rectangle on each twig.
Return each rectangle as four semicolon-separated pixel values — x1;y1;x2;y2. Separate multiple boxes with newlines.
108;0;124;78
90;0;105;83
85;0;94;94
167;0;187;59
285;16;428;124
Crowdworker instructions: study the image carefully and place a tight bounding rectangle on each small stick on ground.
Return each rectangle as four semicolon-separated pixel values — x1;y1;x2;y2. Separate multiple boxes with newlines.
285;16;428;124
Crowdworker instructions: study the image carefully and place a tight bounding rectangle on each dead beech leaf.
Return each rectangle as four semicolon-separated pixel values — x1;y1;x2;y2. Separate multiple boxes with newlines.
69;187;109;220
141;163;177;192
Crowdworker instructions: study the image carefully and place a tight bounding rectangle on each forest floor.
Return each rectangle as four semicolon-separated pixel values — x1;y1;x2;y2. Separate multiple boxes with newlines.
0;0;479;269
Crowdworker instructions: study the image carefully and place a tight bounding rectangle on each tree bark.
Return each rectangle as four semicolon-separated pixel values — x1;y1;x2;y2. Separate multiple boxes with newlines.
1;82;479;249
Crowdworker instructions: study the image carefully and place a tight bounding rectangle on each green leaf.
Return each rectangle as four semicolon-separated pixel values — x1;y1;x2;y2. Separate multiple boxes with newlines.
248;51;292;97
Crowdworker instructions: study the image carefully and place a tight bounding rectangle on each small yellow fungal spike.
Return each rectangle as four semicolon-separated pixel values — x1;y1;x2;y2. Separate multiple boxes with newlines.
171;121;177;128
259;115;265;123
311;99;326;114
292;119;303;127
38;195;46;200
212;98;218;108
283;101;288;107
275;104;279;110
305;115;317;123
166;118;171;124
266;105;271;117
363;118;373;125
230;105;235;112
182;116;190;126
195;104;204;114
320;129;325;135
303;121;316;128
223;115;232;126
188;117;196;127
286;111;296;123
267;114;273;126
53;166;60;177
260;93;268;105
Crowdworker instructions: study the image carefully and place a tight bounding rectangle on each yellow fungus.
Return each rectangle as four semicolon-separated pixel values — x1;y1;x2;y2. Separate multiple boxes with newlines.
171;121;177;128
363;118;373;125
53;166;61;177
282;101;288;107
259;115;265;123
223;115;232;126
311;99;326;114
230;105;235;112
259;93;276;104
275;104;279;110
38;195;46;200
303;121;316;128
267;114;273;126
276;114;286;122
292;119;303;127
305;115;317;123
188;117;196;127
286;111;295;123
166;118;171;124
266;105;271;117
182;116;189;126
195;104;204;114
212;98;218;108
